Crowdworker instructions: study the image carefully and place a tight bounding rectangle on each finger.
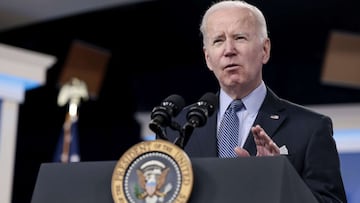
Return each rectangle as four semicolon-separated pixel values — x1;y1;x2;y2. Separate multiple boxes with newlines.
262;141;280;156
253;127;269;146
268;141;280;154
252;126;264;145
235;147;250;157
256;145;265;156
255;127;273;145
251;125;262;137
252;125;281;156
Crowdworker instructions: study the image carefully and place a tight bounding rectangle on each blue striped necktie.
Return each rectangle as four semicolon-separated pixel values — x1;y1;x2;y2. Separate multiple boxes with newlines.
217;99;243;158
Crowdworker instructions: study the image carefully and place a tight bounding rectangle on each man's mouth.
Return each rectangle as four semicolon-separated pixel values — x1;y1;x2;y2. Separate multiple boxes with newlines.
224;64;239;69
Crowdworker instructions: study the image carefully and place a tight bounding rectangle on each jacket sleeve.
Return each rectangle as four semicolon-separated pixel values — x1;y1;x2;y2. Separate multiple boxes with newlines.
302;115;347;203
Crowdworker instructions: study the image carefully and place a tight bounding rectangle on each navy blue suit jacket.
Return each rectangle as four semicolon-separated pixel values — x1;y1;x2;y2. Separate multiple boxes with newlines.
164;87;347;203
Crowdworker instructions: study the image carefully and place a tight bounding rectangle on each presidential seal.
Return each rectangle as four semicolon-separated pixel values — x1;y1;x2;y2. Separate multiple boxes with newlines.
111;139;193;203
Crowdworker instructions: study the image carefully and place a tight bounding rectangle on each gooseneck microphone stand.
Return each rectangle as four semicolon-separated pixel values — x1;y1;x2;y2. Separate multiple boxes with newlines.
149;119;183;144
173;122;195;149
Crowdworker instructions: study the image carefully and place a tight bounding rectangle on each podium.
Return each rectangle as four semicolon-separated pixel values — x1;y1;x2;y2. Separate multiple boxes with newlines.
31;156;318;203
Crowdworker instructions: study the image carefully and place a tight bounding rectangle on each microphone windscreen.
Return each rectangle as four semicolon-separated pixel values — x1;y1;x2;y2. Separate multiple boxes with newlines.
198;92;217;116
163;94;186;116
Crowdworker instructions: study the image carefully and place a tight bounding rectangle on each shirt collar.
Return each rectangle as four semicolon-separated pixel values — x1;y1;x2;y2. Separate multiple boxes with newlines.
219;81;267;117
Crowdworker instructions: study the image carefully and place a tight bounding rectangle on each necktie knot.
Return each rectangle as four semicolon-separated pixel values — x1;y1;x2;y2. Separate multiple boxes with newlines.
229;99;243;112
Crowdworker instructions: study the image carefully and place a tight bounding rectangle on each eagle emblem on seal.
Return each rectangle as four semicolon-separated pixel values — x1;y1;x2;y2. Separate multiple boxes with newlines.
135;160;173;203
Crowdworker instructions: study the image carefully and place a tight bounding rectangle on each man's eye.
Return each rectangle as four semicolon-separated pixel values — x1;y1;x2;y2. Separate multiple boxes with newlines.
213;39;223;45
236;36;245;40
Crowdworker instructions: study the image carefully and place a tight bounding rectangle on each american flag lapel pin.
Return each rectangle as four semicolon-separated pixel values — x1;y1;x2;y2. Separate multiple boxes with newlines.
270;115;279;120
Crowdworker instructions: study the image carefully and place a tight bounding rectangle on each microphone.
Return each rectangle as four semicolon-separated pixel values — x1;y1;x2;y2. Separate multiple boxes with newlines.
174;92;217;148
149;94;185;140
185;92;217;128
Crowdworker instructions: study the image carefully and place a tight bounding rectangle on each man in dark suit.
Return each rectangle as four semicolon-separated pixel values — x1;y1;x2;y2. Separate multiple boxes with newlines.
164;1;347;202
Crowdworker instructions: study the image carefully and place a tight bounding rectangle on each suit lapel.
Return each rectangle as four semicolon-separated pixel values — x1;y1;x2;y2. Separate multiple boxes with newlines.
243;88;287;155
196;113;218;156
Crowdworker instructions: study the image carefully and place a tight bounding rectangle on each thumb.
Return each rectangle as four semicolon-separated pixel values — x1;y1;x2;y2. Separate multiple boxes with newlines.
235;147;250;157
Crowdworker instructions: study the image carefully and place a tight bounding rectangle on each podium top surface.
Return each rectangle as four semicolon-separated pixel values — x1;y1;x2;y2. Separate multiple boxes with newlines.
31;156;318;203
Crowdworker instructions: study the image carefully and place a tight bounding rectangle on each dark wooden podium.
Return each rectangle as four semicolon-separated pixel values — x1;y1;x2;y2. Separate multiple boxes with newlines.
31;156;318;203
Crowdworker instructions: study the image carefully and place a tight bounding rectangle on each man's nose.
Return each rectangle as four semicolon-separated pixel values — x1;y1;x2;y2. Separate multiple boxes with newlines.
224;40;236;56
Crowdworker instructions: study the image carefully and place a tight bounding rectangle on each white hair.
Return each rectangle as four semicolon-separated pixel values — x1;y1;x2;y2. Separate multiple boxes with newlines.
200;0;268;44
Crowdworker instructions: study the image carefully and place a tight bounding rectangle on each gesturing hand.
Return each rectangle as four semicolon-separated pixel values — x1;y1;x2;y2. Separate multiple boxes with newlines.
252;125;280;156
234;124;280;157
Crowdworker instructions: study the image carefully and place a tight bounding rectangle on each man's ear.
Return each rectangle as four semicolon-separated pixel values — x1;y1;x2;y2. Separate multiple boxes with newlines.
262;38;271;64
203;47;213;71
